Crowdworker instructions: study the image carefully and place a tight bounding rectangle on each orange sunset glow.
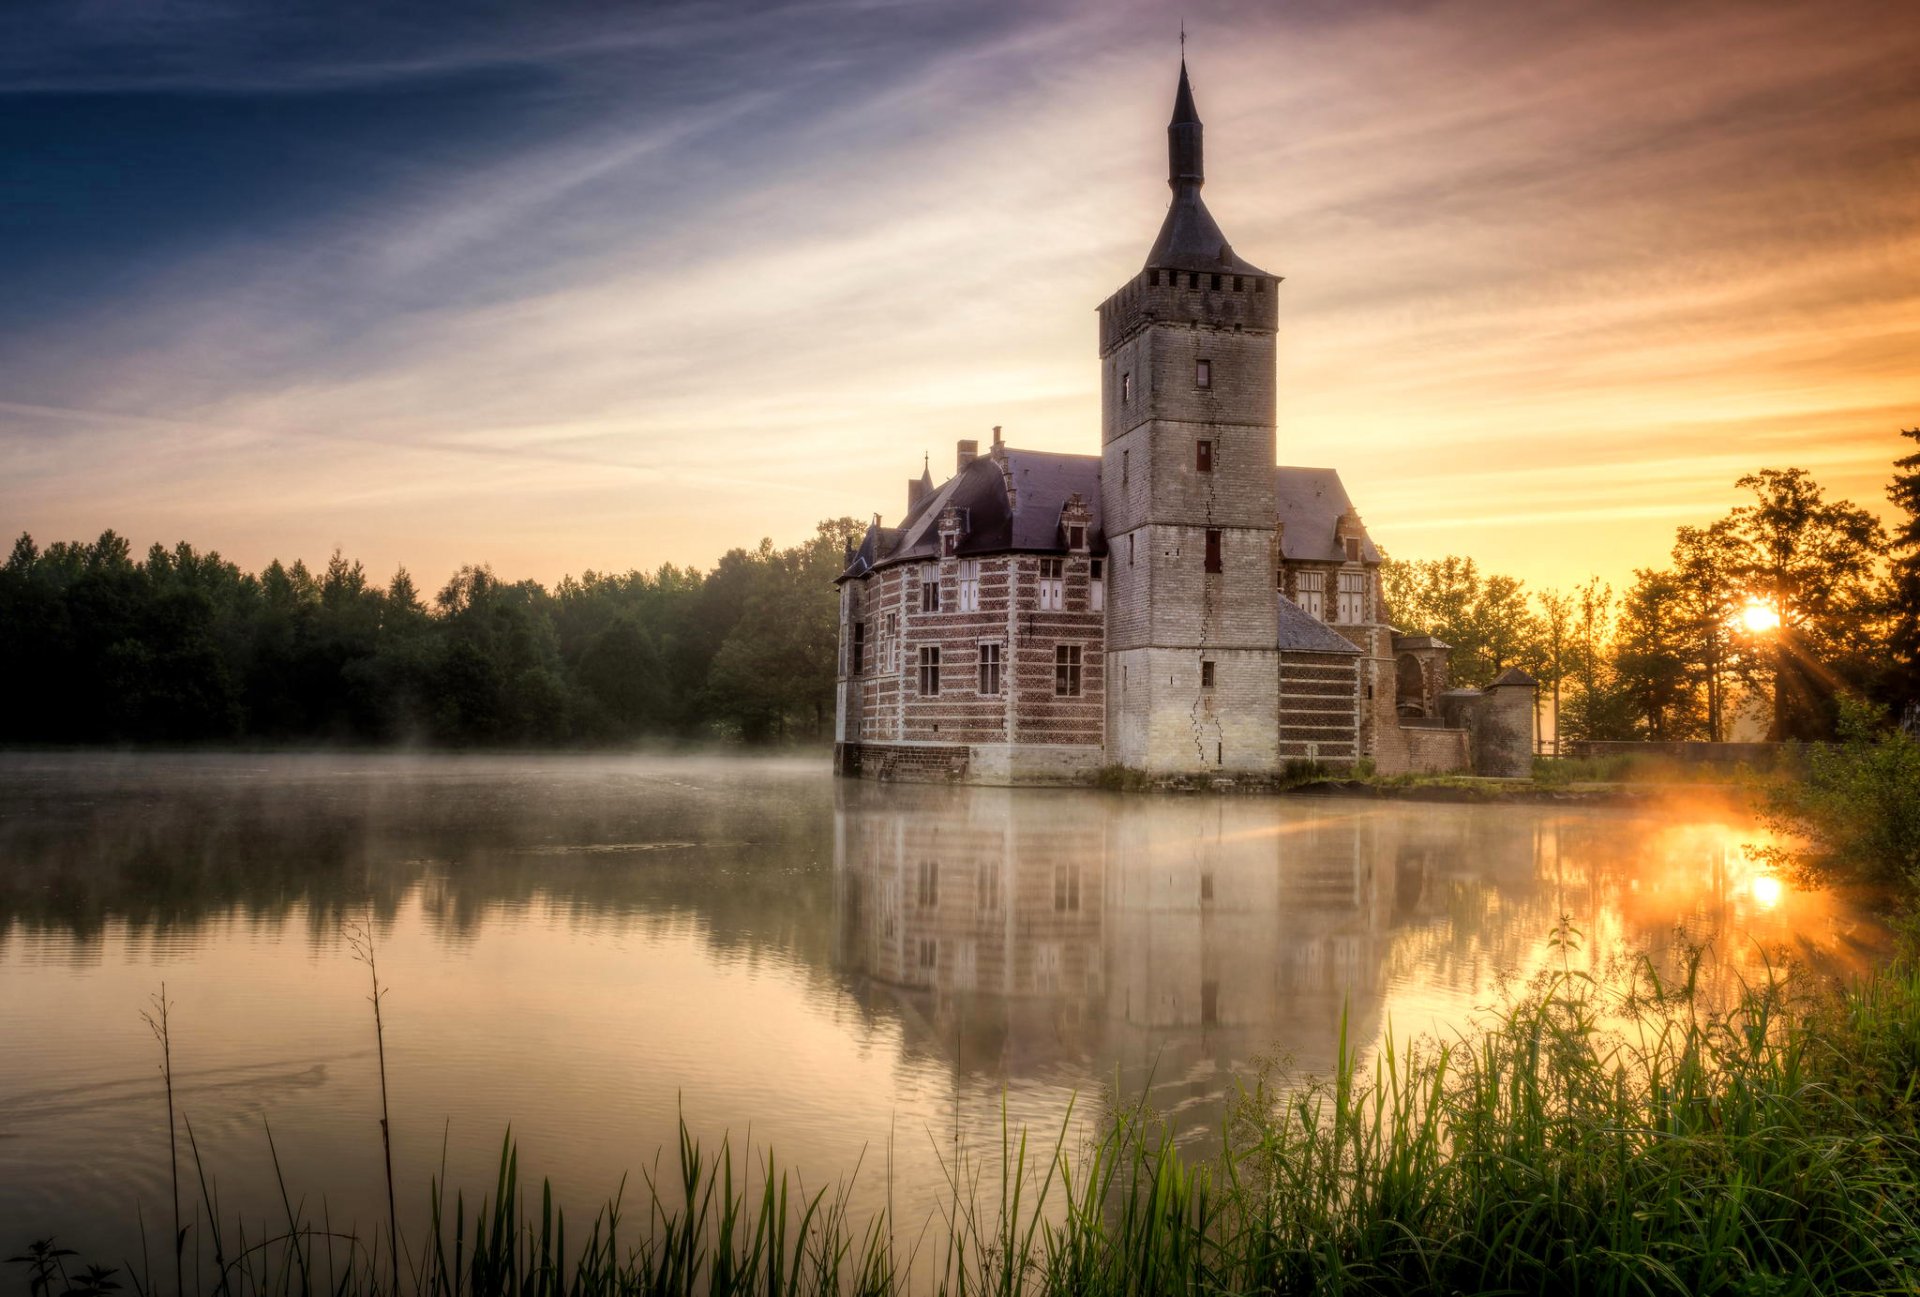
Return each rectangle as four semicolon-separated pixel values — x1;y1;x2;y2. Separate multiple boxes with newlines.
4;0;1916;593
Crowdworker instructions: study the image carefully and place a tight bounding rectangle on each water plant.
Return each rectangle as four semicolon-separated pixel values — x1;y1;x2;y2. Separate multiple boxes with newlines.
25;939;1920;1296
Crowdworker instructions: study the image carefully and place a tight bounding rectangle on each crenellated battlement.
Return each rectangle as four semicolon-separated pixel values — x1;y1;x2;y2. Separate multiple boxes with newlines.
1098;268;1279;356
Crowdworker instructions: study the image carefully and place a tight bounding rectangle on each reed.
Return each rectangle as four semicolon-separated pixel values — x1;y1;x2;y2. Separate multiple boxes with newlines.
26;944;1920;1296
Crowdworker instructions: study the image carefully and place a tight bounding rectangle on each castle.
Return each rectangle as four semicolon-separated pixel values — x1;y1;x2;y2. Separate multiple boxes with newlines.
834;60;1534;786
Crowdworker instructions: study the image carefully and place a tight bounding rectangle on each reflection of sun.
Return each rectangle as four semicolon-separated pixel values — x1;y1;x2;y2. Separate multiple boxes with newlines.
1750;874;1784;909
1740;600;1781;633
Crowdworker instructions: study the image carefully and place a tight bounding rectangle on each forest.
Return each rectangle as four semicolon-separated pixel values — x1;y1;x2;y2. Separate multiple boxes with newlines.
2;431;1915;749
1386;430;1920;743
0;517;866;746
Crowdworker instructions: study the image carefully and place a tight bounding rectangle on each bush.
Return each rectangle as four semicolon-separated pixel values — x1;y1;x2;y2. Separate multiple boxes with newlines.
1763;697;1920;894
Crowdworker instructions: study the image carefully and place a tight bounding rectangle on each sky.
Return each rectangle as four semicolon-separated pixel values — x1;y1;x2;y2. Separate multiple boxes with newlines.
2;0;1916;594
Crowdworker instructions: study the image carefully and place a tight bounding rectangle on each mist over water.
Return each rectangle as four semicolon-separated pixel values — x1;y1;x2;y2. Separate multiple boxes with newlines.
0;753;1884;1265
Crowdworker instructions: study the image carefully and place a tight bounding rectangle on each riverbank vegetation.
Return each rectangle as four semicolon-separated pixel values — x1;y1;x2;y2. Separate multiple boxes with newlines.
20;945;1920;1296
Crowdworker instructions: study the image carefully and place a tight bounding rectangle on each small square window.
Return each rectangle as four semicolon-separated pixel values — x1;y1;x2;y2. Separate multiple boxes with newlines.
1210;273;1222;290
1195;359;1212;389
1201;660;1215;689
1196;440;1213;473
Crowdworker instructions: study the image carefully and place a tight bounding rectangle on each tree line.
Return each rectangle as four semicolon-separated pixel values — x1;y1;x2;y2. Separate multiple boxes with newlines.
0;519;865;747
6;433;1916;751
1382;430;1920;744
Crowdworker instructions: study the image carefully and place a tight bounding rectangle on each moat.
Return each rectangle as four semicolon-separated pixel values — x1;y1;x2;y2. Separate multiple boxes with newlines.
0;753;1884;1261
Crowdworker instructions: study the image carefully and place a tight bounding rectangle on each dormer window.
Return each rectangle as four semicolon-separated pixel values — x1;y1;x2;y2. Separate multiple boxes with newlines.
1195;359;1212;389
1066;524;1086;551
1344;537;1362;562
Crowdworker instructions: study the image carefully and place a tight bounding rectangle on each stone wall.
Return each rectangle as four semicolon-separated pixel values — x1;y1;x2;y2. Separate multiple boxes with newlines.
1096;259;1282;777
1400;725;1471;774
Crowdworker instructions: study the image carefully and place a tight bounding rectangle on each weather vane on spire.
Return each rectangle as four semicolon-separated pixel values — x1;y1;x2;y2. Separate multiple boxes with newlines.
1180;20;1186;57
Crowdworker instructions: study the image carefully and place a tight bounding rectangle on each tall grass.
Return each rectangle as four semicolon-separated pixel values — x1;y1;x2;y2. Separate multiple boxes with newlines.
25;948;1920;1296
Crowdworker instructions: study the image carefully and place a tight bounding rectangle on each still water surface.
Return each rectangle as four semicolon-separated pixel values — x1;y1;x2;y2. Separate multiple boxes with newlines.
0;753;1885;1261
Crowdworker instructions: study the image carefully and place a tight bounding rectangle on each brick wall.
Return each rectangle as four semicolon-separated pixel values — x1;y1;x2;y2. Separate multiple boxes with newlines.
842;550;1105;775
1277;650;1360;764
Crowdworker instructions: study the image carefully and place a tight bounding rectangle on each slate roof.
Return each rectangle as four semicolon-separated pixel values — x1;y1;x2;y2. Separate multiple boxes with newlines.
842;453;1382;582
1488;666;1538;688
1143;62;1273;278
1277;595;1362;655
1275;467;1381;564
837;449;1105;581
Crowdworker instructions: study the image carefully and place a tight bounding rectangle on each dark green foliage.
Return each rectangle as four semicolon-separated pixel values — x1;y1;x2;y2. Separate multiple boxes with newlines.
1887;428;1920;724
1763;697;1920;893
34;955;1920;1296
0;521;864;748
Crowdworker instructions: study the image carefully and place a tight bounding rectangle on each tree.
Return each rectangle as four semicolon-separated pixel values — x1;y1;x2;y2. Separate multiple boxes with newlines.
1887;428;1920;727
1378;556;1539;688
1560;577;1635;742
1612;569;1700;741
1725;468;1886;740
1533;589;1574;754
1669;521;1745;741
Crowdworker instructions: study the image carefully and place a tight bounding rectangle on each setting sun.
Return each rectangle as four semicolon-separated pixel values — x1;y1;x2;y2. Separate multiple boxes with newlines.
1740;601;1782;634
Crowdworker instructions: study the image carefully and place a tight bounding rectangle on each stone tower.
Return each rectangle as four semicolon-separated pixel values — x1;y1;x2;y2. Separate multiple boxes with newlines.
1099;60;1282;775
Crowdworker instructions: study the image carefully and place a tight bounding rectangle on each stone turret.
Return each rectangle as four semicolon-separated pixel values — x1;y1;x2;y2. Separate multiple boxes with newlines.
1099;58;1284;777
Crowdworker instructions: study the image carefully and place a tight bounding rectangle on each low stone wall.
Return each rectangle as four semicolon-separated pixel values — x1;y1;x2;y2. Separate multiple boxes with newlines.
842;741;1104;786
850;743;971;782
1566;740;1794;769
1401;725;1471;774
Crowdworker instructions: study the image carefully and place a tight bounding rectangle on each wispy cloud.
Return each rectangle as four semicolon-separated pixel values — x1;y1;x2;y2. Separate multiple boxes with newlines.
2;0;1915;591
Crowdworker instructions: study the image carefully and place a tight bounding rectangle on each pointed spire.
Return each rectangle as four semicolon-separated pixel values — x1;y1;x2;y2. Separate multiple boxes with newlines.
1171;59;1199;127
1168;59;1203;188
1142;52;1270;277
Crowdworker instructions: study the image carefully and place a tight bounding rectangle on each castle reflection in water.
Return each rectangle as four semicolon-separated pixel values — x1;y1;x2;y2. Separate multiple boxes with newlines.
831;782;1862;1127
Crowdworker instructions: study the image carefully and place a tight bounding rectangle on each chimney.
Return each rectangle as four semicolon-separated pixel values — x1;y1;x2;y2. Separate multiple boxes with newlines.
991;425;1003;450
956;439;978;472
907;477;928;512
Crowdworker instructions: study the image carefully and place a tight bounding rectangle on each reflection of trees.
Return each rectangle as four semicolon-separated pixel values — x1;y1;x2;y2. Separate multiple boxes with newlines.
0;755;837;968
